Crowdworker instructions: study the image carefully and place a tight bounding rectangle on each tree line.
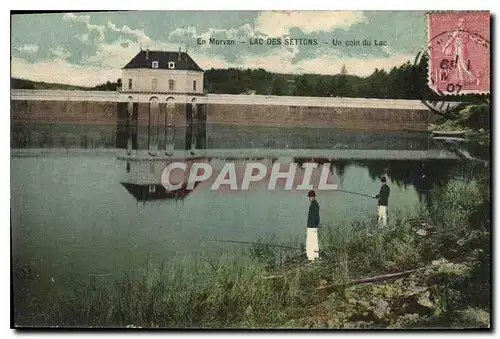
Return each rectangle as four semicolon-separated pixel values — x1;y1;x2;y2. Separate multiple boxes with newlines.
204;55;487;102
204;55;440;100
11;54;488;102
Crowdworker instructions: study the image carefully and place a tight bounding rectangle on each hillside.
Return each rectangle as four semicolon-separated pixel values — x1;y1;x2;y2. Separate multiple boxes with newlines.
10;78;118;91
11;78;89;90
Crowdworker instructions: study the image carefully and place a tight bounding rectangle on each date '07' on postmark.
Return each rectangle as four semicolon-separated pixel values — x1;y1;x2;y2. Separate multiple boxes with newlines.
427;11;490;95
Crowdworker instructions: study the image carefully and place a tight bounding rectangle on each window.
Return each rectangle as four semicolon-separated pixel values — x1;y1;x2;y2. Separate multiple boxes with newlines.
193;80;197;92
168;61;175;69
168;80;175;91
128;79;132;90
152;61;159;69
152;78;157;91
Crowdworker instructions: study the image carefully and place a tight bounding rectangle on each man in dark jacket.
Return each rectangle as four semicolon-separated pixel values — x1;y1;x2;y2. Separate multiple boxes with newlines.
373;176;390;226
306;190;320;261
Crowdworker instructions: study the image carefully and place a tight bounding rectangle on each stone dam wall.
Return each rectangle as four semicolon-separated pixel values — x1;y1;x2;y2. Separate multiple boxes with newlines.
11;90;438;131
204;103;433;130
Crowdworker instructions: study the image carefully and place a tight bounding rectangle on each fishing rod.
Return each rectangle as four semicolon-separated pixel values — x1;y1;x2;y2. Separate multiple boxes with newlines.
211;239;336;259
335;189;375;199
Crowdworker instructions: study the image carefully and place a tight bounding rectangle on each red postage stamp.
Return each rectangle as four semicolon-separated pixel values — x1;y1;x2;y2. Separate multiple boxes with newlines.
427;11;490;95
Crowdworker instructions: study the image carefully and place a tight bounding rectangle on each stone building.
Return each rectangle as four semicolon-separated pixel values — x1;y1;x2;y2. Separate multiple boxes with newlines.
121;48;204;96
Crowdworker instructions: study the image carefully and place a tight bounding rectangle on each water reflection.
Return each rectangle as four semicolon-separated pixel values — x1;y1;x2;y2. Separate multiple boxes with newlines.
117;149;481;211
11;123;118;149
119;157;207;203
121;182;196;202
11;146;486;283
206;125;436;150
294;157;484;210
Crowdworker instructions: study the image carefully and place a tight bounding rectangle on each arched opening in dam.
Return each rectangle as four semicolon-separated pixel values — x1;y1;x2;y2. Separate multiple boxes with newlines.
127;96;134;154
165;97;175;156
148;96;160;156
189;97;197;152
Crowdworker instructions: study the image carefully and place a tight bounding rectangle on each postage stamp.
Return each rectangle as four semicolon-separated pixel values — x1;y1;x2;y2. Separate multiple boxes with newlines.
426;11;490;95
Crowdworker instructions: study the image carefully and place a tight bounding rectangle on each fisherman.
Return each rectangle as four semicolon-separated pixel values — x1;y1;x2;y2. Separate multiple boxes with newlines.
306;190;320;261
373;176;390;226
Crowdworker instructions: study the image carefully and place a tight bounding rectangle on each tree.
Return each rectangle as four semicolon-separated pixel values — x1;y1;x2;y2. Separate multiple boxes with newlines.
336;76;347;97
314;78;329;97
328;76;338;97
294;76;312;96
364;68;388;98
91;81;118;91
250;68;272;94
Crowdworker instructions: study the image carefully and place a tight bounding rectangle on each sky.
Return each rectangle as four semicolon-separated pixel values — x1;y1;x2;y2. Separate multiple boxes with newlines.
11;11;428;86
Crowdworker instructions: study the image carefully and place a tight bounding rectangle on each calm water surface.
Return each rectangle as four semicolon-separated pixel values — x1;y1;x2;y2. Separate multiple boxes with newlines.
11;124;469;283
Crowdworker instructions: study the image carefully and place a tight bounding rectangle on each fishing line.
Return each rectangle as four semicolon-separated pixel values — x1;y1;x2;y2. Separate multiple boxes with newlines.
335;189;375;199
209;239;335;258
210;239;303;251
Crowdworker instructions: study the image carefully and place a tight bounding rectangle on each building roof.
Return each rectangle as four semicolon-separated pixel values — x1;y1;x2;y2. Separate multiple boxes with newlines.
121;182;198;202
122;50;203;72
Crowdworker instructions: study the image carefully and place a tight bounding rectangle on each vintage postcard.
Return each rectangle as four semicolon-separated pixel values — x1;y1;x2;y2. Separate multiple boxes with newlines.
10;10;491;329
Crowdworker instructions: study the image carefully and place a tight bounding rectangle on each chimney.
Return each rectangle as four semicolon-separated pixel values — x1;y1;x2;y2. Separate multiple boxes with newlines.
178;47;181;60
146;47;149;60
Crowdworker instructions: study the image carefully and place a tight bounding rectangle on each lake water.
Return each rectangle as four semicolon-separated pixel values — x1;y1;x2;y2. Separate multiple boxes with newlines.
11;124;471;283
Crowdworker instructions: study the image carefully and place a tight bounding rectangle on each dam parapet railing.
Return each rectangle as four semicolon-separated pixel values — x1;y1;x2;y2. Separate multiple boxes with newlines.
200;94;429;110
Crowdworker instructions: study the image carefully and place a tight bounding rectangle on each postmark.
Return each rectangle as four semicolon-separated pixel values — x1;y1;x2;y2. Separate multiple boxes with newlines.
412;49;463;118
426;11;490;95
